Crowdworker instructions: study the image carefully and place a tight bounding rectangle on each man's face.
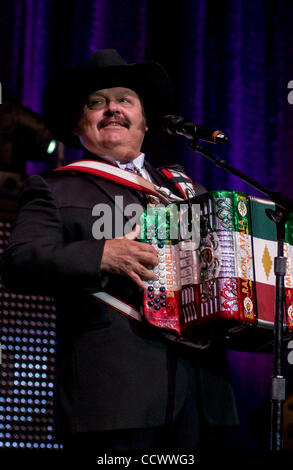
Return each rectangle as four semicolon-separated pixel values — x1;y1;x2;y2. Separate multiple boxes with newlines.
74;87;148;162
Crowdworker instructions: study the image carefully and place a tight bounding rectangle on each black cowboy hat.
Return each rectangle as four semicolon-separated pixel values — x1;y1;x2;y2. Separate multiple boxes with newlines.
43;49;172;149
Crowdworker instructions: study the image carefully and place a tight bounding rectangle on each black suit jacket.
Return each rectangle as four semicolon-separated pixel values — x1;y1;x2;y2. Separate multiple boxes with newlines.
0;158;238;437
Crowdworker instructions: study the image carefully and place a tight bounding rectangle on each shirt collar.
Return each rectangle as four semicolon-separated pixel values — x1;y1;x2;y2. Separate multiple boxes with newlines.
98;153;145;170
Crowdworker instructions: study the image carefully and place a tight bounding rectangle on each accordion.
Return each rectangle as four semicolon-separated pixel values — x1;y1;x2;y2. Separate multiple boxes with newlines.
141;190;293;349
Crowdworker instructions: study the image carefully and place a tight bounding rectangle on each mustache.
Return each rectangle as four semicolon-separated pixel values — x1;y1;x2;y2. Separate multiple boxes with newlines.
98;114;130;130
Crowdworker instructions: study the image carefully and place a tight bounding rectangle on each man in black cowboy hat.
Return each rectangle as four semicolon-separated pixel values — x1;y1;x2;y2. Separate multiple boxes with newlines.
1;49;238;455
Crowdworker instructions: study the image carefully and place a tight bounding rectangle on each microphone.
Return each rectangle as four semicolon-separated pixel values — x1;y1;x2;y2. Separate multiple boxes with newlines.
162;115;228;144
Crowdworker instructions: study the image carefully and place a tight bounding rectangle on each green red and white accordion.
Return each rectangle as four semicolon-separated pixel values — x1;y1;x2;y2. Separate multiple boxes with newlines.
141;190;293;339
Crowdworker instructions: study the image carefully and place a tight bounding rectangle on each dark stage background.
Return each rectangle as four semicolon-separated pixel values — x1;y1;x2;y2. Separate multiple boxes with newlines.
1;0;293;454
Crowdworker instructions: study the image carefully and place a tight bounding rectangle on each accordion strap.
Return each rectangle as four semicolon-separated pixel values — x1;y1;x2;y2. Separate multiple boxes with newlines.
55;159;183;204
159;167;199;200
92;291;142;322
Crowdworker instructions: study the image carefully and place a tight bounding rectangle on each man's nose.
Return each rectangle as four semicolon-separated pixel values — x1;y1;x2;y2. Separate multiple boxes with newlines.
105;100;120;114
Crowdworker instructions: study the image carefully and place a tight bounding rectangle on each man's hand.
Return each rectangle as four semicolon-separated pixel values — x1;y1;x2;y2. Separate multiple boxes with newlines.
100;225;159;290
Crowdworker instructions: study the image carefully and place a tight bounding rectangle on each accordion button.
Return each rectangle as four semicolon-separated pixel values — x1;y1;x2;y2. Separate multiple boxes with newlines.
155;305;161;310
148;301;154;307
148;286;154;292
148;294;154;299
158;242;164;248
160;294;166;300
160;287;166;292
154;297;160;303
161;302;166;307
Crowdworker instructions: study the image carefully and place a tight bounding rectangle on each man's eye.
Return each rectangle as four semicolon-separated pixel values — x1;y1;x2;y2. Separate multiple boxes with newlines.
88;99;104;108
120;97;130;103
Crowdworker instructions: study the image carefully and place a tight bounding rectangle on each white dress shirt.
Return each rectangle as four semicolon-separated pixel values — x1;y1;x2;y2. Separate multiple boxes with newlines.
97;153;153;182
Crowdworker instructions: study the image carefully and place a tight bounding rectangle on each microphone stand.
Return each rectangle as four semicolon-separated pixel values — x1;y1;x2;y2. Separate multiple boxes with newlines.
189;140;293;451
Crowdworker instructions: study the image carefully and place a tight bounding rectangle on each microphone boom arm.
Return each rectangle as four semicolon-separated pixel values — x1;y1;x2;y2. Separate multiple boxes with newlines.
190;141;293;212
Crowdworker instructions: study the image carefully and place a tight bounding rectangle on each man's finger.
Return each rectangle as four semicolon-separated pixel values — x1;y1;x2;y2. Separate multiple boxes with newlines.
137;250;158;267
129;271;147;290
